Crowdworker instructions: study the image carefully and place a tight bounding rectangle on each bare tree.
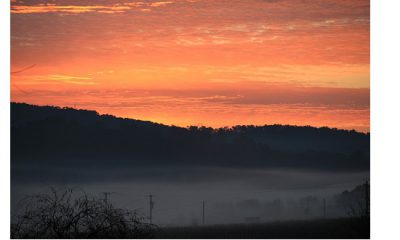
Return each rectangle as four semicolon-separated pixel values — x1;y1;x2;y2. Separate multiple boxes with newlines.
11;188;155;239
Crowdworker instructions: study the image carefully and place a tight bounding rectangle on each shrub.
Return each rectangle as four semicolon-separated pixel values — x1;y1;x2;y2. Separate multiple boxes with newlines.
11;188;155;239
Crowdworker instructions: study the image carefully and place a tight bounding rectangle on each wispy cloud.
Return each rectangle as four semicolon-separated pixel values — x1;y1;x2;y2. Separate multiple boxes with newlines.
31;74;96;85
11;0;369;131
11;5;130;14
11;1;176;14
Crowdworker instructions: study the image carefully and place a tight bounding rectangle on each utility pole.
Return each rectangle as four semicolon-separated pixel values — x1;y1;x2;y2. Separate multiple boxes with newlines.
202;201;205;225
323;198;326;218
305;198;310;217
149;194;154;224
102;192;114;204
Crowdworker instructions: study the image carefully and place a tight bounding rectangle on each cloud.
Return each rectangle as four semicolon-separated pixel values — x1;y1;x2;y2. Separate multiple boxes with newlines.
29;74;96;85
11;0;369;132
11;5;130;14
46;74;92;80
10;84;370;132
11;0;176;14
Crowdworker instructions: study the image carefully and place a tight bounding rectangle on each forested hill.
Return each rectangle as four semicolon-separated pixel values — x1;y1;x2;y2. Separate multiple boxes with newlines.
11;102;369;172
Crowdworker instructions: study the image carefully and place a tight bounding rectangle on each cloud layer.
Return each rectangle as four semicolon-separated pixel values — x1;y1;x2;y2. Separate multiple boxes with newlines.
11;0;370;131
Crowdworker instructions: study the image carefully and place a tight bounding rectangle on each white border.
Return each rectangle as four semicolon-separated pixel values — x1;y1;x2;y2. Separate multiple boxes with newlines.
0;0;10;239
371;0;400;239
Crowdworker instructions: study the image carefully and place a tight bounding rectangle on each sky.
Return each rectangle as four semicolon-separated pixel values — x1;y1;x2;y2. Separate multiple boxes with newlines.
11;0;370;132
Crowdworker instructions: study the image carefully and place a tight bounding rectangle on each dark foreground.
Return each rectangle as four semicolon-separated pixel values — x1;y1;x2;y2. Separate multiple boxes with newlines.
153;218;370;239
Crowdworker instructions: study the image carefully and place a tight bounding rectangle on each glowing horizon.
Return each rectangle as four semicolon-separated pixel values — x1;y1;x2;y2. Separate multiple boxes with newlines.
11;0;370;132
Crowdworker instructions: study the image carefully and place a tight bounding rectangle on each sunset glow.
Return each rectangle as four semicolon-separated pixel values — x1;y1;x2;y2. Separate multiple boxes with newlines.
11;0;370;132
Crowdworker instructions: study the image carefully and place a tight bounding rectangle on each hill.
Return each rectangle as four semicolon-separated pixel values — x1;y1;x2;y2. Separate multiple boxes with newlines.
11;102;369;173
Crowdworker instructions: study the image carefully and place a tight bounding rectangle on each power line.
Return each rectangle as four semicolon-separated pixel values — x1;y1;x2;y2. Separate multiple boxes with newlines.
10;64;36;95
11;64;36;74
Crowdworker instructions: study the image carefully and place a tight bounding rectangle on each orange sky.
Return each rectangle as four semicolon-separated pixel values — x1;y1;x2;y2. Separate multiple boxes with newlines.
11;0;370;132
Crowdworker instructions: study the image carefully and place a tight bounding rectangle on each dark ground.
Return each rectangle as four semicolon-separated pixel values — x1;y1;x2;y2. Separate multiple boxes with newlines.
153;217;370;239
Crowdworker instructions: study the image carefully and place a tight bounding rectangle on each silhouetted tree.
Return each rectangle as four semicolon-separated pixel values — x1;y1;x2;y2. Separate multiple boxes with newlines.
11;188;155;239
336;182;370;218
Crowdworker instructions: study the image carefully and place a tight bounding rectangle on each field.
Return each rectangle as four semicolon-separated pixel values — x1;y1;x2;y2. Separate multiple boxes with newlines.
153;217;370;239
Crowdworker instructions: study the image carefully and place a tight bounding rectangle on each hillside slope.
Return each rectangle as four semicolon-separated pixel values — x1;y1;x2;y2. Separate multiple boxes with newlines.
11;102;369;172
